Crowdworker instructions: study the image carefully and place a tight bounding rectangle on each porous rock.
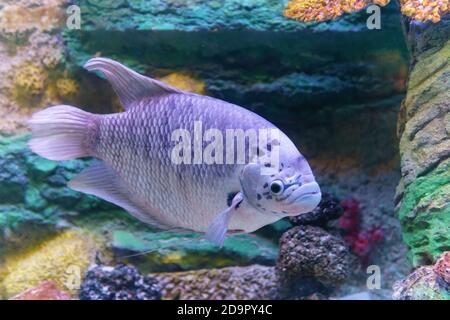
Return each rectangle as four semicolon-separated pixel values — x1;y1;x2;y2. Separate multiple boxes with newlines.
79;264;161;300
276;225;352;291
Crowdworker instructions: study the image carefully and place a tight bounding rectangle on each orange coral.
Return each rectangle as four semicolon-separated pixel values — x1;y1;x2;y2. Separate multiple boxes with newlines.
284;0;389;22
401;0;449;23
284;0;449;23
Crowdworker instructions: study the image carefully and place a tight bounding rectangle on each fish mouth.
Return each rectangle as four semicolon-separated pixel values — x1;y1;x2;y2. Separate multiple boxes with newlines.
281;182;321;215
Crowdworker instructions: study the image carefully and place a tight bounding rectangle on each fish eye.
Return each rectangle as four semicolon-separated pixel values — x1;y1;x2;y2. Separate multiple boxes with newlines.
270;180;284;195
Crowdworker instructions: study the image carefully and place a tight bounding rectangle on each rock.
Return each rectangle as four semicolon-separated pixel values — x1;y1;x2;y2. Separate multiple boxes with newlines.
396;15;450;266
289;192;343;226
80;264;161;300
276;225;352;293
0;231;108;299
0;0;68;134
393;266;449;300
10;281;71;300
434;252;450;285
27;157;58;180
153;265;279;300
0;134;114;242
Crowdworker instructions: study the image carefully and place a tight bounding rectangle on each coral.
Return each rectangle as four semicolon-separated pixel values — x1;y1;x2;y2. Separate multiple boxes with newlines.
158;73;206;95
284;0;449;23
434;252;450;284
338;198;360;233
10;281;71;300
153;265;279;300
284;0;390;22
393;252;450;300
0;2;64;35
0;231;107;299
55;77;80;99
289;192;343;226
80;264;161;300
337;198;385;264
276;225;352;291
13;63;47;97
401;0;449;23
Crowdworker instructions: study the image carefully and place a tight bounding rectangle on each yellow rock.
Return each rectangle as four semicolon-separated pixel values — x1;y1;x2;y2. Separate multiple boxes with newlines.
0;230;108;299
13;63;47;97
158;72;206;95
55;77;80;99
0;2;64;34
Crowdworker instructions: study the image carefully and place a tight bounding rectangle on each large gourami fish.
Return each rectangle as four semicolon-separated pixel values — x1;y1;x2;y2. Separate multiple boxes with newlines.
28;58;321;246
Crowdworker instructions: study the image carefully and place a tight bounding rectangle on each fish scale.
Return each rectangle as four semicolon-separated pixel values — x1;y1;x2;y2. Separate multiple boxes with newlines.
95;94;270;231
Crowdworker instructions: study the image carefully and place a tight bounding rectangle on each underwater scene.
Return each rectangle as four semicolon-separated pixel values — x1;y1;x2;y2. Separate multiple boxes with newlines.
0;0;449;301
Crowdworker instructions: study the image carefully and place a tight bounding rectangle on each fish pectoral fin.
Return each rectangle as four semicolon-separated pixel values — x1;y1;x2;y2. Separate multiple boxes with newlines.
205;192;244;247
84;57;183;111
68;160;170;230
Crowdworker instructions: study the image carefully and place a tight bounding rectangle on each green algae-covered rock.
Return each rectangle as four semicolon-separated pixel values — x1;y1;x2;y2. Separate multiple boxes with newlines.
397;160;450;266
71;0;368;33
396;16;450;267
0;134;101;232
392;265;450;300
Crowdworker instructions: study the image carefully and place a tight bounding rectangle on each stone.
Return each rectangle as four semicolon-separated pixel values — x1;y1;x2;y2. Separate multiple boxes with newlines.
27;157;58;180
80;264;161;300
396;14;450;266
392;265;449;300
153;265;279;300
276;225;352;291
10;281;71;300
434;252;450;285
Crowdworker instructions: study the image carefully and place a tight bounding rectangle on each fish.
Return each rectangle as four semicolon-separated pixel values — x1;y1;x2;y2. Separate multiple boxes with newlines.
28;57;321;246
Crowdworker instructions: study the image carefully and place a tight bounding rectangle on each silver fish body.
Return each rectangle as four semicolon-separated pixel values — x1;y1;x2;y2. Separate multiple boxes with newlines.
94;94;281;232
28;58;321;245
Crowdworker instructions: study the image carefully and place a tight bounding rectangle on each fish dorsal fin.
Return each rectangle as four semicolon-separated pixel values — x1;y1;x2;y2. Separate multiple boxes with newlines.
68;160;171;230
84;57;183;110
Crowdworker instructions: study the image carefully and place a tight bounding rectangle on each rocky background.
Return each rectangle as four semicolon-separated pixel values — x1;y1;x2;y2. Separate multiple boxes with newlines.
0;0;448;300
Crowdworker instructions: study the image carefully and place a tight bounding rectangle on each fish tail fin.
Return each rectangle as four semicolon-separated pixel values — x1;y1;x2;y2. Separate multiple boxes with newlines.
28;105;97;160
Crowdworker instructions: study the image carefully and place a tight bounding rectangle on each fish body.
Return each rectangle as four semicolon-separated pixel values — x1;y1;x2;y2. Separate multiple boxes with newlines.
28;58;321;245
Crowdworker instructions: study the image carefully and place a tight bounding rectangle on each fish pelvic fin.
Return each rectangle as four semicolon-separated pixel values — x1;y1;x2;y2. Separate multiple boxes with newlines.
68;160;173;230
84;57;183;110
28;105;96;161
205;192;244;247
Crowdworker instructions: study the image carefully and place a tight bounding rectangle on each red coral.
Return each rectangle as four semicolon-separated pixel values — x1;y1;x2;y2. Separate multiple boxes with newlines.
338;198;384;265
